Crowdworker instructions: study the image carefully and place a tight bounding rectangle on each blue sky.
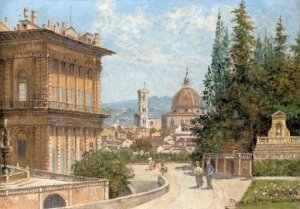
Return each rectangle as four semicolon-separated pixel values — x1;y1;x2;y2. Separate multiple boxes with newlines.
0;0;299;103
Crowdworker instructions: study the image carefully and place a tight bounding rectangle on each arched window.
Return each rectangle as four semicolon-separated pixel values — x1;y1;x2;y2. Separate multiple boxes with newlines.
17;71;28;101
171;118;174;127
16;130;28;160
181;118;185;131
142;105;146;113
143;117;147;125
150;121;154;127
18;139;27;159
141;93;145;101
276;123;282;137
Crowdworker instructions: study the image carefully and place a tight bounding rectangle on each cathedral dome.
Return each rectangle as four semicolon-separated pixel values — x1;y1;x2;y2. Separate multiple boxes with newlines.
171;70;201;112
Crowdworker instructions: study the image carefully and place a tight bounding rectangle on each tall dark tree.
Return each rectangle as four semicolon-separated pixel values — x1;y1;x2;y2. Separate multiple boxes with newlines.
210;13;231;109
231;0;255;71
203;66;213;113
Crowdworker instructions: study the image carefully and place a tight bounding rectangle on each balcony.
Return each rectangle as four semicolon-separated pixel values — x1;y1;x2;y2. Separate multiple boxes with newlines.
0;100;111;116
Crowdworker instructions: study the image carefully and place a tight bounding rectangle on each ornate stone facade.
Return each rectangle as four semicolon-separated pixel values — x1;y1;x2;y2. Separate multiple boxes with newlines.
161;69;202;136
0;9;114;174
254;111;300;160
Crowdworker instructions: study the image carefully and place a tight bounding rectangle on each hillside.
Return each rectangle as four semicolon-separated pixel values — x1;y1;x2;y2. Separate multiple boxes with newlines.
103;96;172;125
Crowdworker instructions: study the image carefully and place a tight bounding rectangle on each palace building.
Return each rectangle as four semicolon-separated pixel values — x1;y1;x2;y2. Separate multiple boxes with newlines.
0;8;115;174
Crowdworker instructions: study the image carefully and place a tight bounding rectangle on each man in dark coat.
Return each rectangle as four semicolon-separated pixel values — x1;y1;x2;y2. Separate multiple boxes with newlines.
205;160;214;190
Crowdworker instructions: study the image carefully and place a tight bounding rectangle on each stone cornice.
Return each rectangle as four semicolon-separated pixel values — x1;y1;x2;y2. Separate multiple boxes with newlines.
0;29;115;57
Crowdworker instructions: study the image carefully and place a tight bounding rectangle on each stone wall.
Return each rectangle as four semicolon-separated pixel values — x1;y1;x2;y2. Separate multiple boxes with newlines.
0;169;109;209
65;176;169;209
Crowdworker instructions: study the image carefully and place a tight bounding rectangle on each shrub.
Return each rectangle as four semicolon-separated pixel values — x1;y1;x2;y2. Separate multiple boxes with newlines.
73;149;133;198
253;159;300;176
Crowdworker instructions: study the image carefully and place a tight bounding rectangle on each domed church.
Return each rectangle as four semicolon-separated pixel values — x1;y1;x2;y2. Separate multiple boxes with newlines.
161;69;202;136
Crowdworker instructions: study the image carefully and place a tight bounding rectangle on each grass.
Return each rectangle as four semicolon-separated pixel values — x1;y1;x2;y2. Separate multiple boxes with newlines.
237;180;300;209
238;202;300;209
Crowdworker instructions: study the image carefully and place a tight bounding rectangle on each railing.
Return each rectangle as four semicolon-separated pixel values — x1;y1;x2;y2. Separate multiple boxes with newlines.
289;136;300;143
0;100;111;116
30;168;101;182
203;153;252;159
257;136;300;144
257;137;269;144
0;168;108;197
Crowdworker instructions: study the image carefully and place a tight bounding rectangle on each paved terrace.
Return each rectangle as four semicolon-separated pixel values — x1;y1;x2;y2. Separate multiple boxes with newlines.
131;163;252;209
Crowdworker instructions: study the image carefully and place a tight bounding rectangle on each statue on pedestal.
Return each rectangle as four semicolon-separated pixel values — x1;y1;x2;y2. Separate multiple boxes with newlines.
1;119;12;174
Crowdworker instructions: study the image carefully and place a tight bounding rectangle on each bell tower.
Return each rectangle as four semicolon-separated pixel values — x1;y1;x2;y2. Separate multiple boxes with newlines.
137;83;149;128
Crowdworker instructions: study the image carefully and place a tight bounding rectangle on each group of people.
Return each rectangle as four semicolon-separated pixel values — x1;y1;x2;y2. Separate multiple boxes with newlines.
148;158;168;175
194;160;214;190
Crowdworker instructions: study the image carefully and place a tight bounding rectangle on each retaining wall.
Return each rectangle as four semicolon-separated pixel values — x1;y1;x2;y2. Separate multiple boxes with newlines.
65;176;169;209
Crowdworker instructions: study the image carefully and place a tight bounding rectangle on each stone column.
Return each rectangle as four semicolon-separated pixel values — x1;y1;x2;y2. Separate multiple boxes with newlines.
47;131;52;172
238;155;242;176
215;156;219;174
96;67;101;112
249;159;252;176
223;158;227;174
83;68;86;111
85;129;89;152
66;127;71;174
96;130;101;150
75;128;81;161
68;185;72;206
56;128;61;173
58;60;62;108
66;63;69;109
75;66;78;110
104;181;109;200
39;188;43;209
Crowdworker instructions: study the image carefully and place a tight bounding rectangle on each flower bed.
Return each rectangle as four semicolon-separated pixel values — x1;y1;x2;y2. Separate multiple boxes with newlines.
237;180;300;208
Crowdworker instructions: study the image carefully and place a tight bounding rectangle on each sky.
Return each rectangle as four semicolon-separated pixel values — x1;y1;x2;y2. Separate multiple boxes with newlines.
0;0;299;103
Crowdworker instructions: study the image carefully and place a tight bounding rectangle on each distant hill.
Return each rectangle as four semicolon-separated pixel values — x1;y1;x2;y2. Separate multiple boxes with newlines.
103;96;172;125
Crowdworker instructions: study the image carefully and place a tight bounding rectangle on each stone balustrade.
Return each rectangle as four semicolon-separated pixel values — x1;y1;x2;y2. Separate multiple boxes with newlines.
0;100;111;116
257;136;300;144
0;167;108;197
203;153;252;159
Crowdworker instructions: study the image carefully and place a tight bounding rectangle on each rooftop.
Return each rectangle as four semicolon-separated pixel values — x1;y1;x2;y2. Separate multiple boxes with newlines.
0;7;115;56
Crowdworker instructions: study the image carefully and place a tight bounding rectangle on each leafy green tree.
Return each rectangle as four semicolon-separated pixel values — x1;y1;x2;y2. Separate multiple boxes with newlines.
73;149;133;198
130;139;152;155
191;113;223;162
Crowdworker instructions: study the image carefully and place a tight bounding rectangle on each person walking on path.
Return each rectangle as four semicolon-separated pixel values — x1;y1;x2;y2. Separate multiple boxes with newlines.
194;161;204;189
205;160;214;190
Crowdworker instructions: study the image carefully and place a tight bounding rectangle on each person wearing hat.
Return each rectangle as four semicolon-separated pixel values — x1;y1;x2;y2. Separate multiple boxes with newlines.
205;160;214;190
194;161;204;189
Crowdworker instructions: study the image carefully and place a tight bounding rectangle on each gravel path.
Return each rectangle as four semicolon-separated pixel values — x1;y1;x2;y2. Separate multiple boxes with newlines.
131;163;252;209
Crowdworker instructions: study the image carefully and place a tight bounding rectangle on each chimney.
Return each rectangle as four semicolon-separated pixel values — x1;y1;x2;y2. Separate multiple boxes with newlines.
94;33;100;46
24;8;29;20
4;17;9;28
54;22;60;33
48;20;53;30
31;10;38;24
62;22;67;30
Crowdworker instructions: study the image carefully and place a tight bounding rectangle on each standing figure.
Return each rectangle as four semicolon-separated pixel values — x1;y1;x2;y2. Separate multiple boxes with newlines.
148;157;156;170
194;161;204;189
160;161;168;175
205;160;214;190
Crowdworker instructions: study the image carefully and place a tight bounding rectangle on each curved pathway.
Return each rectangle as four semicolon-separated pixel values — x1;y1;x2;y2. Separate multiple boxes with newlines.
131;163;252;209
